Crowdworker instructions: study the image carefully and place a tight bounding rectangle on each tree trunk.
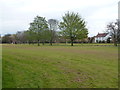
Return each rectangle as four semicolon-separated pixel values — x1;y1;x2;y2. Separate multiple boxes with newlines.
29;41;30;45
38;40;40;46
114;41;117;46
113;35;117;46
71;38;74;46
32;42;34;45
32;41;35;45
65;39;67;45
50;40;52;46
42;41;45;45
50;30;53;46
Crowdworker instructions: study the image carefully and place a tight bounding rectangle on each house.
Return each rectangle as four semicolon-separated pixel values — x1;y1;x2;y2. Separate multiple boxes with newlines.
94;33;112;43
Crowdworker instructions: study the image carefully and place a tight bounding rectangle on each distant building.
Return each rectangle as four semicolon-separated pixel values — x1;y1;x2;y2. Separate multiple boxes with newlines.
94;33;112;43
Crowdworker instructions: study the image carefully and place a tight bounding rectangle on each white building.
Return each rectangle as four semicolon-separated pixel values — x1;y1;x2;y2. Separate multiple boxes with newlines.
94;33;112;43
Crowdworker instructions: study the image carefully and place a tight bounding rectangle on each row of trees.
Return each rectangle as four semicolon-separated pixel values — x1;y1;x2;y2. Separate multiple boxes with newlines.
1;12;120;46
2;12;88;46
26;12;88;46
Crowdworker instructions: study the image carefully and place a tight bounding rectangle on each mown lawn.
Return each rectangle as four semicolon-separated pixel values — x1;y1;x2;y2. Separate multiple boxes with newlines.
2;44;118;88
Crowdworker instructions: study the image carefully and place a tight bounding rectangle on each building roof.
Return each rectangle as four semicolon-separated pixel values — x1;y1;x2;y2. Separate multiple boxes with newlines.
95;33;108;37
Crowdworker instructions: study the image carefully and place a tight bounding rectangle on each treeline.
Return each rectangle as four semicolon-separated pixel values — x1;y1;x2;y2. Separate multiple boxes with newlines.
2;12;88;46
2;12;119;46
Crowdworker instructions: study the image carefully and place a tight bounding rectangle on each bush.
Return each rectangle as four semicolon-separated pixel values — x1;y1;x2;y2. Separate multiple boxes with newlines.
107;38;111;43
96;40;98;43
99;40;101;43
102;40;105;43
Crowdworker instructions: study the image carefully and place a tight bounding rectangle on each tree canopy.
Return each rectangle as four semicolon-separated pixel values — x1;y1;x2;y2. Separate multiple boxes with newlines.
59;12;88;46
2;12;89;46
29;16;49;46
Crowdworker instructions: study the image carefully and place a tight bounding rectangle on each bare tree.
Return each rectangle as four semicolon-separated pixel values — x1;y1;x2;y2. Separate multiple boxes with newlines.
16;31;27;44
48;19;58;45
107;20;118;46
118;19;120;44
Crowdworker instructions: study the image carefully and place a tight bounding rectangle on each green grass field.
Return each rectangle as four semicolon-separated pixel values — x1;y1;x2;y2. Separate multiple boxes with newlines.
2;44;118;88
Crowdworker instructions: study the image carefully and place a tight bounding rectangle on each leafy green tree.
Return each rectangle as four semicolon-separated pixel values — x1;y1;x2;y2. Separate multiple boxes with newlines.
59;12;88;46
29;16;49;46
25;30;36;44
2;34;12;43
41;29;51;44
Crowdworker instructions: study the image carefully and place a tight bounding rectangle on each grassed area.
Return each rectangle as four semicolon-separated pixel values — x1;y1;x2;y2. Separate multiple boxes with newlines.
2;44;118;88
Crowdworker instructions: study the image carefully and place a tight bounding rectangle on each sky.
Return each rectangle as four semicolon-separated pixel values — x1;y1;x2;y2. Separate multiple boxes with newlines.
0;0;119;37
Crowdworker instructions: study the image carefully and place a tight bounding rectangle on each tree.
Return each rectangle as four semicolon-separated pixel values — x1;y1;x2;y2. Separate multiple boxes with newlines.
107;37;111;43
2;34;12;43
59;11;88;46
29;16;49;46
48;19;58;45
118;19;120;44
16;31;27;44
10;34;17;44
107;20;118;46
42;29;51;44
24;30;36;44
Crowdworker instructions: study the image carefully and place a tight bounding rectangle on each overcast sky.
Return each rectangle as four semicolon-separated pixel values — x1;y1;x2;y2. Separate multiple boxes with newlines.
0;0;119;37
